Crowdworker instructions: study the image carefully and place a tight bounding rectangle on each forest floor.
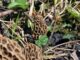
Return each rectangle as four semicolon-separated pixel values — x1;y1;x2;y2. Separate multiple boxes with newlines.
0;0;80;60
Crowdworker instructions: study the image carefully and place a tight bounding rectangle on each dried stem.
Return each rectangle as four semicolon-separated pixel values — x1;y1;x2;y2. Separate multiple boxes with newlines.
0;10;14;17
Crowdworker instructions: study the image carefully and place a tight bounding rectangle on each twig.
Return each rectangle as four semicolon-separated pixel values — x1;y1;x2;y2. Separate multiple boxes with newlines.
70;51;79;60
0;10;34;23
44;40;80;54
44;47;75;55
59;0;68;15
43;53;68;59
73;1;80;9
53;48;75;51
29;0;34;16
0;10;14;17
24;12;34;23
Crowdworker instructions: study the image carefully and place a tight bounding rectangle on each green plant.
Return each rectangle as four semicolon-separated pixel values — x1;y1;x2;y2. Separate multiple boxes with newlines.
53;0;58;5
8;0;29;9
47;25;52;32
66;6;80;19
12;15;19;31
35;35;48;47
27;20;34;31
63;34;75;40
11;15;22;41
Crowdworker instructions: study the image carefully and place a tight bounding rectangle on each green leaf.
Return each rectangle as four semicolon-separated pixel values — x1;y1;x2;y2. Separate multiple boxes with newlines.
63;34;75;39
62;23;72;28
8;0;29;9
53;0;58;5
11;15;22;41
67;6;80;19
35;35;48;47
47;26;52;31
27;20;34;31
12;15;19;31
8;2;18;8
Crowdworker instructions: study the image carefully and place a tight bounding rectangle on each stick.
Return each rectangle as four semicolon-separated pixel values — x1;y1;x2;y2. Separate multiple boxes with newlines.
0;10;14;17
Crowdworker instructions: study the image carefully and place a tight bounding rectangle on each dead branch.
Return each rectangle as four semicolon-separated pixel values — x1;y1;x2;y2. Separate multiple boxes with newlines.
43;53;68;59
44;40;80;54
0;10;14;17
